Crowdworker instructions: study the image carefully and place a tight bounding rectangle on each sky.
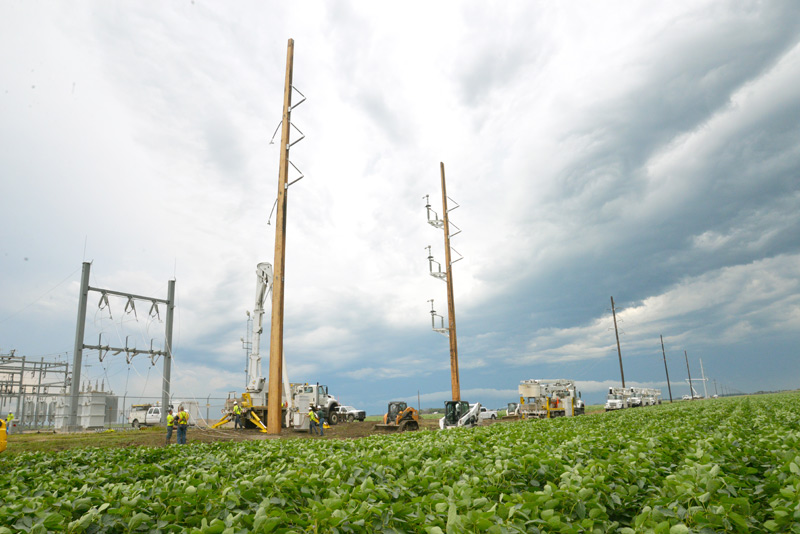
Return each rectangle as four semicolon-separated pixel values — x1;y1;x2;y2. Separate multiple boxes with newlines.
1;1;799;417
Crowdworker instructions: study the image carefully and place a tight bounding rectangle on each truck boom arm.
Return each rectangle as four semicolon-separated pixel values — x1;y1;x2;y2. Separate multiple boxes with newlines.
247;263;273;392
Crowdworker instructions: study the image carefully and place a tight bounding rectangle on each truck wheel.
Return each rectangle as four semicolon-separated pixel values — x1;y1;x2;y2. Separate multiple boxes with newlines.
491;414;497;420
132;419;140;429
347;414;354;423
328;411;339;425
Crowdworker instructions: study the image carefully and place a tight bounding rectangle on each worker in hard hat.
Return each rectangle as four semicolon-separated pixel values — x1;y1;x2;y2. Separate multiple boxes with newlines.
233;401;242;430
308;404;321;436
176;406;189;444
165;408;175;445
316;405;325;436
6;412;14;435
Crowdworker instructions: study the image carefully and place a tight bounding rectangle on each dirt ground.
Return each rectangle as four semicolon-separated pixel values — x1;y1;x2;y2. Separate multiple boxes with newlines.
6;416;509;455
207;416;445;441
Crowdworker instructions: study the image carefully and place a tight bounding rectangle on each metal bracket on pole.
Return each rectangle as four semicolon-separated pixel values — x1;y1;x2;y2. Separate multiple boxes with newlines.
424;195;444;229
428;299;449;336
446;196;460;213
288;122;305;148
426;245;447;282
286;161;305;188
449;247;463;265
289;85;306;111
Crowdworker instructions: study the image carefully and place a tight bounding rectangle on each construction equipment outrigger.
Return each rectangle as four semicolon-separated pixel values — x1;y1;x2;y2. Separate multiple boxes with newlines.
211;392;269;433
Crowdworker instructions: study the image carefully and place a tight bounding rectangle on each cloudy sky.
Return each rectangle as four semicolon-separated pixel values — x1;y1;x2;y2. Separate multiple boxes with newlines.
2;2;799;416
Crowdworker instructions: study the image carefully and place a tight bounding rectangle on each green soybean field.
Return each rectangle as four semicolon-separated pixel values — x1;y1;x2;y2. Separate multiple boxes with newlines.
2;393;799;533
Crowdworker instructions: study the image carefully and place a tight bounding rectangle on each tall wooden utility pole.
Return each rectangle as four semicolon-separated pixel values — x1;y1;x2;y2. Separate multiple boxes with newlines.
267;39;294;434
440;163;460;401
611;296;625;388
684;350;693;400
660;335;673;403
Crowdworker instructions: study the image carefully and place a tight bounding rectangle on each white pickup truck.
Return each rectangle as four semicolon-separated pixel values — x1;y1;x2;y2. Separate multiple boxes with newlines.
128;404;163;428
478;406;498;420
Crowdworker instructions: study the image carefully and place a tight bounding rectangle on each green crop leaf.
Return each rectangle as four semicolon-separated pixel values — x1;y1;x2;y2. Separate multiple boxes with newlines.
2;393;800;533
128;512;149;531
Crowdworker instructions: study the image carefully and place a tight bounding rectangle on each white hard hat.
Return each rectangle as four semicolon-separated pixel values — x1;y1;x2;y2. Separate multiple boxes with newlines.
234;401;238;405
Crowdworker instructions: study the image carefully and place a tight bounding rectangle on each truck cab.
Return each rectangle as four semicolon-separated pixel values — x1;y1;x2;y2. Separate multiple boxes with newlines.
605;388;628;411
291;383;341;427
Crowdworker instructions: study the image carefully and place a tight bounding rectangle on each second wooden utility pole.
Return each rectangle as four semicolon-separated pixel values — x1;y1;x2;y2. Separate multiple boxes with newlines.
660;334;673;402
611;296;625;388
684;350;693;400
267;39;294;434
440;163;460;401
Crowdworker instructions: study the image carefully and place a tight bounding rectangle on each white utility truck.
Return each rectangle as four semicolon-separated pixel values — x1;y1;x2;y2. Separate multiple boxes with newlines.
605;387;631;411
518;379;585;419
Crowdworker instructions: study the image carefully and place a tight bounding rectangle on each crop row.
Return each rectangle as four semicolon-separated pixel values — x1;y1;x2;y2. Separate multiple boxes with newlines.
1;393;800;533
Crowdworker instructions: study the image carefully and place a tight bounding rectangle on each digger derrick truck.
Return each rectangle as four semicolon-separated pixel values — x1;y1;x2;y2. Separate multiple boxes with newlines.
628;387;662;407
605;386;631;411
213;263;293;432
212;263;342;432
291;382;341;429
374;401;420;432
518;379;585;419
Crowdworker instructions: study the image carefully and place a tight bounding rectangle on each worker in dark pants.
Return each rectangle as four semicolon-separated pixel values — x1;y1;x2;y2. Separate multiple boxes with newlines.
176;406;189;444
165;409;175;445
316;406;325;436
233;401;242;429
308;405;321;435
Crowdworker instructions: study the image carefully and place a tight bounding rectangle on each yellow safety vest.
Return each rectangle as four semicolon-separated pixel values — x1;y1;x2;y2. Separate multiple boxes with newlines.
308;410;318;423
233;404;242;415
6;413;13;422
178;411;189;425
167;413;175;426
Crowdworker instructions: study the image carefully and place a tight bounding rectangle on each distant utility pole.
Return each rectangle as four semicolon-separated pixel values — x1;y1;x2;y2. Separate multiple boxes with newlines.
611;296;625;388
699;358;709;399
684;350;693;400
267;38;295;435
660;335;673;403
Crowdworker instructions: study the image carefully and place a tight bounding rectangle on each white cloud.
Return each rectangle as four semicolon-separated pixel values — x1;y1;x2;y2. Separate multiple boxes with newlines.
2;2;799;417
